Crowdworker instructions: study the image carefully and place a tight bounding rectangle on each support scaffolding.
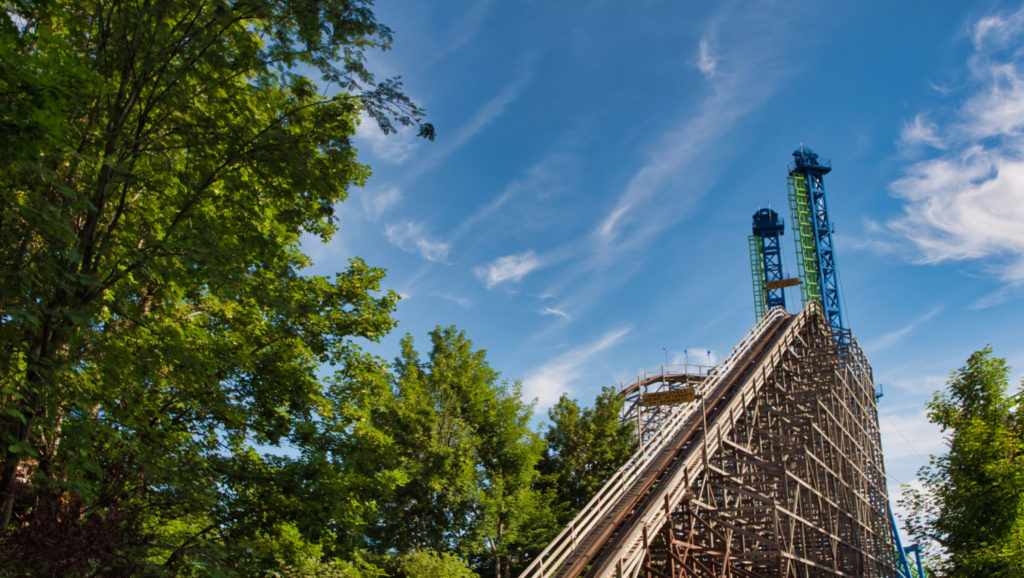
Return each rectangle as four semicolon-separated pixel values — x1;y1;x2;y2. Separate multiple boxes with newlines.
639;311;895;577
519;305;901;577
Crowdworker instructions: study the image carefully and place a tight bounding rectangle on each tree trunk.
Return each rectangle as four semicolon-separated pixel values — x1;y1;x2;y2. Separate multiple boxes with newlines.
0;309;63;530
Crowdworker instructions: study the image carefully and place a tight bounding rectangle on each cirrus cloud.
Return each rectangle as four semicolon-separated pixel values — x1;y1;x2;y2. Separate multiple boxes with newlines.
884;4;1024;284
476;251;541;289
540;307;570;320
361;186;403;220
697;36;718;78
385;221;451;263
522;326;632;410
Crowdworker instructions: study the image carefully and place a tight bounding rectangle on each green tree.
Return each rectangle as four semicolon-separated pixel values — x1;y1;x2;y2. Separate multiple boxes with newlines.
900;347;1024;577
382;550;478;578
537;386;637;526
368;326;542;577
0;0;429;573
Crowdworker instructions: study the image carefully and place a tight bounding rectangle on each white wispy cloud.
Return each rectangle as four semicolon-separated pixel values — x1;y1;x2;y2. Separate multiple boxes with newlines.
476;251;541;289
850;219;902;255
360;185;403;220
384;221;451;263
414;74;529;178
433;293;472;308
881;372;949;396
355;112;422;165
898;114;945;151
884;4;1024;284
880;404;947;540
426;0;496;66
593;7;790;259
597;204;632;243
864;305;944;353
522;327;632;409
540;307;570;320
971;285;1019;309
879;407;946;464
451;151;571;242
299;232;351;273
539;8;794;323
697;36;718;77
370;75;532;285
971;5;1024;50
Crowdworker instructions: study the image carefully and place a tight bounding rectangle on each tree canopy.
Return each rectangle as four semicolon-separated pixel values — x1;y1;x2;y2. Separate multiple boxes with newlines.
900;347;1024;577
0;0;430;573
537;387;637;526
367;326;542;578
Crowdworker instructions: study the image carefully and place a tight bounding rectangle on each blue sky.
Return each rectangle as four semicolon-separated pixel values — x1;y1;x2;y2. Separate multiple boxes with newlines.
304;1;1024;534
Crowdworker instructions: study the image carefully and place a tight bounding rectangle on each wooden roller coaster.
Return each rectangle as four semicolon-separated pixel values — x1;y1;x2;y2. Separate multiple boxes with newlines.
520;304;901;577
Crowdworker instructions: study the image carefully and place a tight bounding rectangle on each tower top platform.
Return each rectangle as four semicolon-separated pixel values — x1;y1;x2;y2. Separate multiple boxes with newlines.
752;208;784;237
788;146;832;175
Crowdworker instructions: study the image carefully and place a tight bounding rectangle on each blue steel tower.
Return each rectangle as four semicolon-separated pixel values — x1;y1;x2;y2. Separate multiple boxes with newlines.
748;208;786;320
787;147;844;332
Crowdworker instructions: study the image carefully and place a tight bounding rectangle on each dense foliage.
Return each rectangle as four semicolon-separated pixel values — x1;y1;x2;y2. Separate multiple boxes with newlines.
366;326;542;577
538;387;637;526
0;0;638;575
0;0;430;573
900;347;1024;577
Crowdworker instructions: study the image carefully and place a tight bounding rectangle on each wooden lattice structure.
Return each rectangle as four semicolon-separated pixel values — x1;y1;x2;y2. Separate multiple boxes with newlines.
520;305;901;577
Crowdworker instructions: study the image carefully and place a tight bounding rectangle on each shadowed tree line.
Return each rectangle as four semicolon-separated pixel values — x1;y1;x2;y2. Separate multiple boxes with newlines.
0;1;635;575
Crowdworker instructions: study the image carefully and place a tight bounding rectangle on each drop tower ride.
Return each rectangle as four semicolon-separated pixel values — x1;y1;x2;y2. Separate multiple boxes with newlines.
787;147;844;333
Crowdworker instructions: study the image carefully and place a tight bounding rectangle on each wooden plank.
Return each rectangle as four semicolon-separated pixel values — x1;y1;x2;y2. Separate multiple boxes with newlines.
765;277;801;290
